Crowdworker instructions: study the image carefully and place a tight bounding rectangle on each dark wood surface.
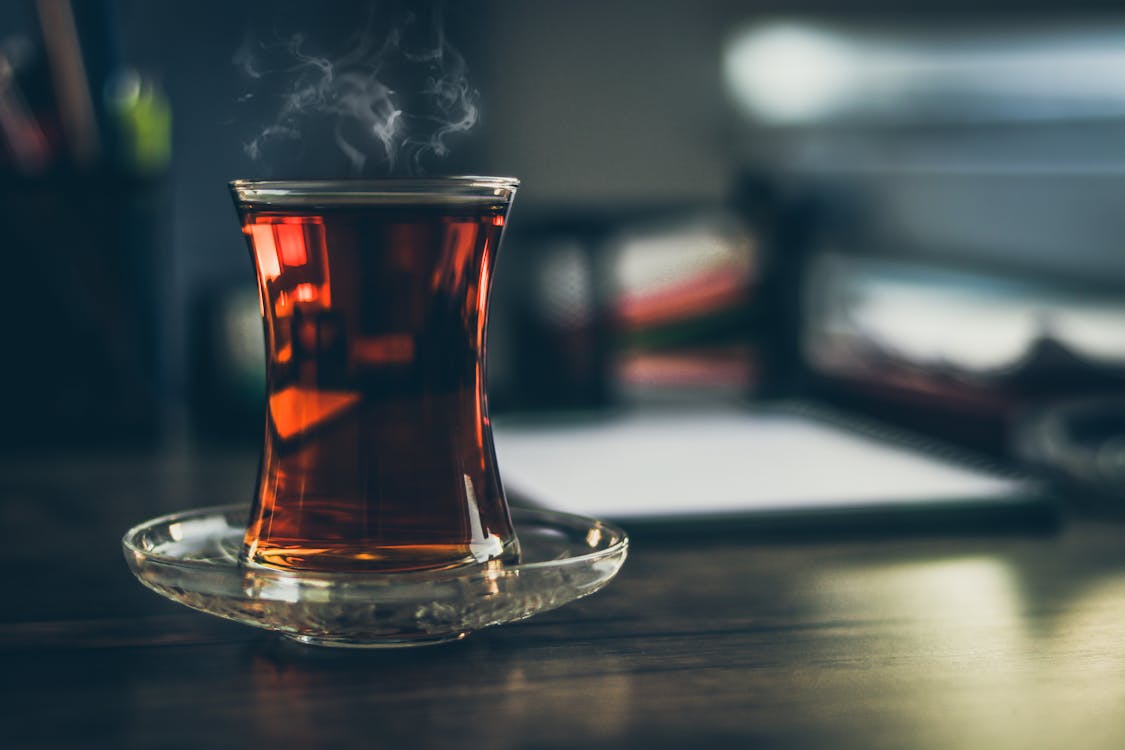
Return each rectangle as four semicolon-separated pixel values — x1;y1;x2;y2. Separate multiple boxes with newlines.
5;449;1125;749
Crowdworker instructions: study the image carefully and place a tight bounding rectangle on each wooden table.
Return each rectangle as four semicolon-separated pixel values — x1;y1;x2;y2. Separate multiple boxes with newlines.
5;449;1125;749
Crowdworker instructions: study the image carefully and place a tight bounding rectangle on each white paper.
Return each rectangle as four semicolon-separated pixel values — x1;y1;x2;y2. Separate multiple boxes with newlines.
493;411;1026;520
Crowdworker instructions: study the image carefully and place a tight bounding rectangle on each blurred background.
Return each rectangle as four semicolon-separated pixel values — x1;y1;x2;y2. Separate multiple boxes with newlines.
7;0;1125;516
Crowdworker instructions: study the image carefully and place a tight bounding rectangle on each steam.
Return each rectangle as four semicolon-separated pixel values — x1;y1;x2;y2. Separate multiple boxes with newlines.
236;4;478;176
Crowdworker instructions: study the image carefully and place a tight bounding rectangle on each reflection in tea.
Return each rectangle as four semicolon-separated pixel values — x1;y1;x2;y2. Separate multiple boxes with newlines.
234;188;519;572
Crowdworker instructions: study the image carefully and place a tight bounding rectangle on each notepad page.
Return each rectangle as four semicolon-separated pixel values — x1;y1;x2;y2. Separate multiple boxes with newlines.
493;411;1025;519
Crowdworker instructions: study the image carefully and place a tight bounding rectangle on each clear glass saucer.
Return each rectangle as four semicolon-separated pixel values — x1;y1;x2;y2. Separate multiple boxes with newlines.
123;506;628;648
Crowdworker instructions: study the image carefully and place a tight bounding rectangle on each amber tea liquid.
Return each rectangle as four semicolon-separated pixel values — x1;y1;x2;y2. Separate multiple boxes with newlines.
234;184;519;572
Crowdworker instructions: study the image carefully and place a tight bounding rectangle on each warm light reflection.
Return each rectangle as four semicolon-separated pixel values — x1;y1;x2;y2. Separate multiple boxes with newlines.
268;385;360;441
1039;574;1125;747
493;660;634;744
812;556;1032;746
433;221;477;294
294;283;318;303
248;217;329;284
248;224;281;280
274;289;291;317
474;240;494;461
351;334;415;365
274;223;309;267
248;218;332;308
1054;576;1125;676
817;556;1020;632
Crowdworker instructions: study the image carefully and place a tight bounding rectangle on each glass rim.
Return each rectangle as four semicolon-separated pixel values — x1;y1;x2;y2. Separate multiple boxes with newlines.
231;176;518;189
230;176;519;207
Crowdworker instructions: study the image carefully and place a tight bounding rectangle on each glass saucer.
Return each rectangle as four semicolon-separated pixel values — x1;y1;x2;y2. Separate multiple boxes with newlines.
123;506;628;648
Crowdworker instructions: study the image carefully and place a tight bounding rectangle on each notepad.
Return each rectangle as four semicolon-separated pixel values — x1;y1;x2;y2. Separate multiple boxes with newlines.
493;408;1049;528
